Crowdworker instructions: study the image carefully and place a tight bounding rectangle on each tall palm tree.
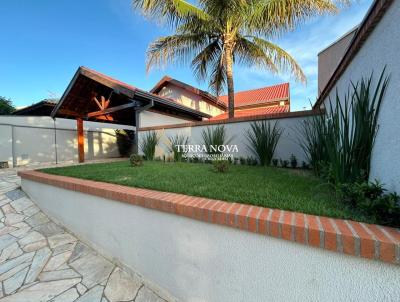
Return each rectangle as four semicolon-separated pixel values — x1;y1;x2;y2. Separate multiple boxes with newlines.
133;0;348;118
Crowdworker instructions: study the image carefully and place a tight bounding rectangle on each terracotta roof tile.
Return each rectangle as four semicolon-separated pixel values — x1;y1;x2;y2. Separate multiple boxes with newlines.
218;83;289;107
209;105;289;121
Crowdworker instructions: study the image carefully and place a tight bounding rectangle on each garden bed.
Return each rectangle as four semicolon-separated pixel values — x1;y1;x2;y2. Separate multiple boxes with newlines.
40;160;370;223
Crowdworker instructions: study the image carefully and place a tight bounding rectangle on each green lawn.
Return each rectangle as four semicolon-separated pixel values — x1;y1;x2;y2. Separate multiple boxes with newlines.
40;160;367;222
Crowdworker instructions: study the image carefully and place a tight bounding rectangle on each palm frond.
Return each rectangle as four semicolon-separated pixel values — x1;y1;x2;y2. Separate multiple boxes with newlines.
250;36;306;83
247;0;349;36
132;0;210;25
146;33;210;72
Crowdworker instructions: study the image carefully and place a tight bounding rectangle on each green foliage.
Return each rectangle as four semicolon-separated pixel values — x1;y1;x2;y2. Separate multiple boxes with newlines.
130;0;343;115
0;97;15;115
129;154;143;167
201;125;231;155
280;159;288;168
301;161;309;170
246;121;282;166
239;157;246;165
140;131;159;160
212;160;230;173
168;134;189;162
290;154;297;168
115;130;135;157
272;158;278;167
339;181;400;227
297;111;328;175
325;69;388;184
299;69;389;185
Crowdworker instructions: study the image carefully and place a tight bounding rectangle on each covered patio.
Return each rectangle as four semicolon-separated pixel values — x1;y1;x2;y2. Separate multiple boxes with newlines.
51;66;207;162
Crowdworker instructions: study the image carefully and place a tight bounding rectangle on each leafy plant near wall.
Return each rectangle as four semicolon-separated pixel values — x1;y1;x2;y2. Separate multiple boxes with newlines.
129;154;143;167
325;69;389;185
297;110;328;176
245;121;282;166
339;180;400;227
168;134;189;162
201;125;231;155
140;131;159;160
299;69;389;184
290;154;297;168
115;130;135;157
212;160;230;173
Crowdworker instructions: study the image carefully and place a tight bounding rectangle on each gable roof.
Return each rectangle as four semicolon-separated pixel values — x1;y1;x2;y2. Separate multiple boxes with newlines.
150;76;227;109
313;0;394;109
218;83;289;108
51;66;210;124
13;99;59;116
209;105;289;121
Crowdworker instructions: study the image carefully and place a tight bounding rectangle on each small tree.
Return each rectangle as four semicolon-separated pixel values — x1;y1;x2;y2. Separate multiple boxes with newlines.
0;97;15;115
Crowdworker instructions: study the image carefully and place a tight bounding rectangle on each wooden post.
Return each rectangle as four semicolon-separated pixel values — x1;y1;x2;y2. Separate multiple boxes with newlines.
77;118;84;163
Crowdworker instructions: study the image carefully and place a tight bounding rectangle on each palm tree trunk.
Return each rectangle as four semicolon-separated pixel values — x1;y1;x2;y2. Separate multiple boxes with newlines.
224;45;235;119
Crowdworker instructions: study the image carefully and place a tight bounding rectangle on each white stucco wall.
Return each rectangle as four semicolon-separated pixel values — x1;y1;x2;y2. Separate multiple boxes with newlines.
22;179;400;302
320;1;400;192
139;110;190;128
0;116;134;166
158;83;224;117
139;115;314;164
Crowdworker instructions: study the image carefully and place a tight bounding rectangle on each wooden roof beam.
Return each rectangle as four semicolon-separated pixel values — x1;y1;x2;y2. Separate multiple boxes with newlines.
86;102;136;118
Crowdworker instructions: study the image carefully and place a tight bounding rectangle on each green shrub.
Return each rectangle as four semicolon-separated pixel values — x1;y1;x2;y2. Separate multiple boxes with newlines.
115;129;135;157
129;154;143;167
280;159;288;168
246;121;282;166
339;181;400;227
301;161;309;169
290;154;297;168
272;158;278;167
239;157;246;165
168;134;189;162
140;131;159;160
297;111;327;176
201;125;231;155
212;160;230;173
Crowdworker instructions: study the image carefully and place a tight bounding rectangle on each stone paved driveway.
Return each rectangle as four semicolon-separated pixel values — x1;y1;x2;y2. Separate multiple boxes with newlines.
0;168;170;302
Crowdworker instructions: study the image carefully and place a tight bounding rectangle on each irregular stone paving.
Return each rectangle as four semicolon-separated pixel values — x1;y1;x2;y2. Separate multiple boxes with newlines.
0;167;170;302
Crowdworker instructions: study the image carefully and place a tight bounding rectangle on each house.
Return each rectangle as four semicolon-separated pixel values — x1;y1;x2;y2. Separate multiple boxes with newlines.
211;83;290;120
314;0;399;192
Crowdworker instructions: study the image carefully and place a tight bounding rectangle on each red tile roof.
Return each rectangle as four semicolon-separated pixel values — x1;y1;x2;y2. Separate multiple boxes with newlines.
218;83;289;108
209;105;289;121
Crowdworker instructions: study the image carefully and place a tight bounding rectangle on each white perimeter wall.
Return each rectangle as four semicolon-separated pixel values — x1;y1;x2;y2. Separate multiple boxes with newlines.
0;116;134;166
139;110;191;128
23;179;400;302
139;115;314;164
321;1;400;192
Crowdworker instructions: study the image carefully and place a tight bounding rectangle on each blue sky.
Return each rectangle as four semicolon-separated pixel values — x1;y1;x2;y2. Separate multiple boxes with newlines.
0;0;373;111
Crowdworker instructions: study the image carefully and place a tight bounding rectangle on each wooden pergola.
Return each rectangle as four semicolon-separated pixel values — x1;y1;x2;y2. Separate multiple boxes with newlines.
51;67;208;162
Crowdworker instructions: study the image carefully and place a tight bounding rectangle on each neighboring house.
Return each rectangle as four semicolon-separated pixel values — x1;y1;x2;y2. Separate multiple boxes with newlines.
314;0;399;192
211;83;290;120
150;76;226;117
317;27;357;95
13;99;59;116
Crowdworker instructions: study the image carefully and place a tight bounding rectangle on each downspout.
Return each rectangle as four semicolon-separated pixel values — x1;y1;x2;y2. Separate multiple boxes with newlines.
133;99;154;154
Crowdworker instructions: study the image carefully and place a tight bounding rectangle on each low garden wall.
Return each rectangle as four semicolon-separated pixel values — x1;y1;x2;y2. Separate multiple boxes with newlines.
20;171;400;302
138;111;319;164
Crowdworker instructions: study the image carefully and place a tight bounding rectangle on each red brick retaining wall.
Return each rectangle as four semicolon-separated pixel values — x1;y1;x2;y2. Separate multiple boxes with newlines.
19;170;400;265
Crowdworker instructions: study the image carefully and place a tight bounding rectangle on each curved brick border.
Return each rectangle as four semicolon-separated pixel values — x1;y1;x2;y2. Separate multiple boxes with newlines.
19;170;400;265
